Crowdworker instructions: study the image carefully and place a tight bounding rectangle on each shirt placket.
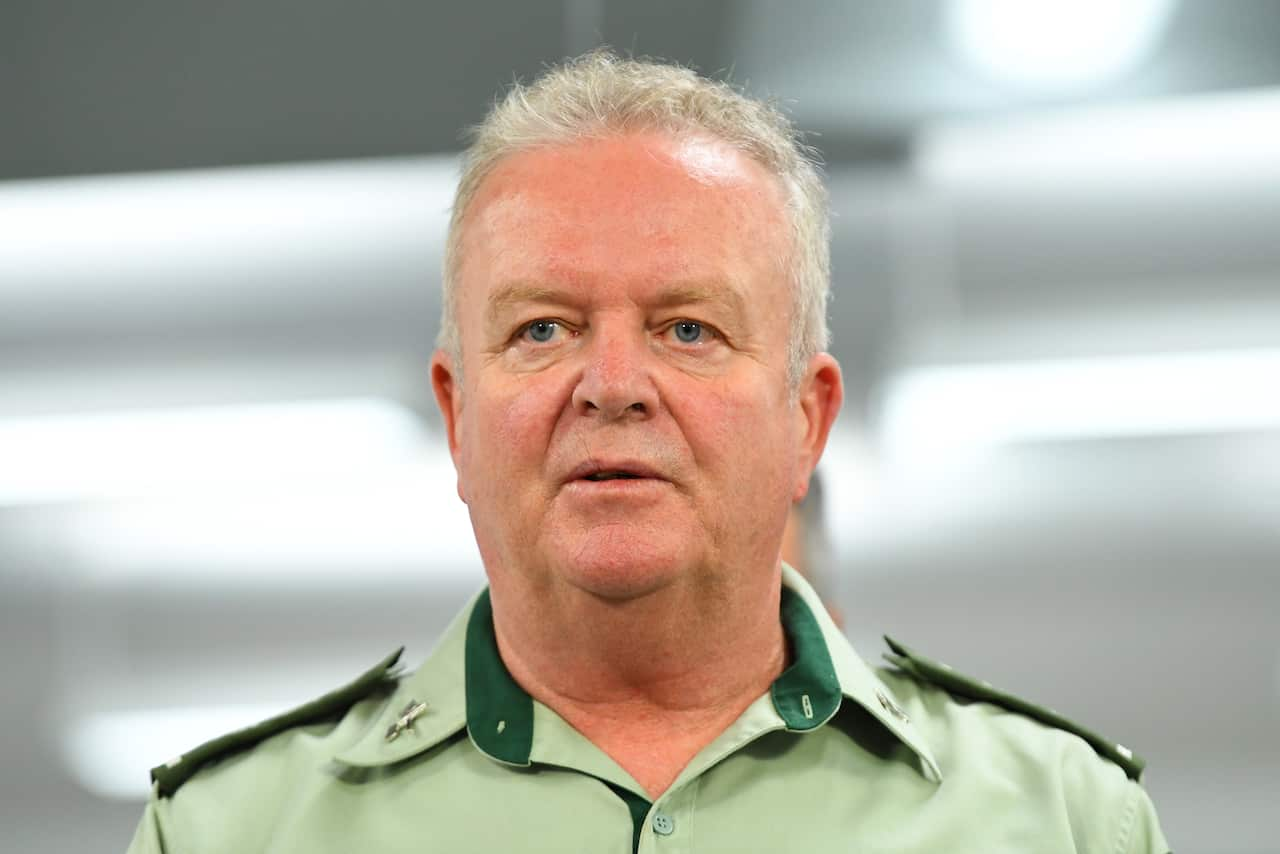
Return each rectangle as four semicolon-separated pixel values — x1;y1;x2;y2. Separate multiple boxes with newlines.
637;777;698;854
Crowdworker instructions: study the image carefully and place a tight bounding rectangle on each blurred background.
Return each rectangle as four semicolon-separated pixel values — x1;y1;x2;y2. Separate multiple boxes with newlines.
1;1;1277;850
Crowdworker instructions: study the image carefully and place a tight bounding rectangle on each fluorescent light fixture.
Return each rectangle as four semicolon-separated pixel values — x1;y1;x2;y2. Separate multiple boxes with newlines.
878;349;1280;461
0;156;456;317
64;704;286;800
945;0;1173;90
0;397;427;506
914;86;1280;187
62;455;484;583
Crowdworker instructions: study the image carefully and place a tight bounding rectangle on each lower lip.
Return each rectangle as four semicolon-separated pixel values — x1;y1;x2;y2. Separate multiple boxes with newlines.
564;478;667;498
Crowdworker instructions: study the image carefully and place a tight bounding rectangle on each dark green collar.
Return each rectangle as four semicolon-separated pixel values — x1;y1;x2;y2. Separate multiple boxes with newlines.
464;585;842;764
771;585;843;730
465;589;535;765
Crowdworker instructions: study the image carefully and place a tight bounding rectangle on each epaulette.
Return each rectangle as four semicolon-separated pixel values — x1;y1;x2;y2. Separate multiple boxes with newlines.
151;647;405;798
882;636;1146;781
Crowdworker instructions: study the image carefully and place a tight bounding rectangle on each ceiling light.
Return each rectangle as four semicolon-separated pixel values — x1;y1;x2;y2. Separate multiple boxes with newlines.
945;0;1174;91
877;348;1280;462
914;86;1280;188
0;156;456;322
0;397;427;506
61;457;483;584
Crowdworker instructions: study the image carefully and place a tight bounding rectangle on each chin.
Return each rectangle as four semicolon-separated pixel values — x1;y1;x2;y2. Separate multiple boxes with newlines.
551;528;692;602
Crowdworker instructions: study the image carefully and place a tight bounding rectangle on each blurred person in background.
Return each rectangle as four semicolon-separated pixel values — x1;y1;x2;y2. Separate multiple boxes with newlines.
128;51;1168;853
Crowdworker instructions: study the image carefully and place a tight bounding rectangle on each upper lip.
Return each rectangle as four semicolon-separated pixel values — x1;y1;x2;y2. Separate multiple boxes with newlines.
564;460;666;482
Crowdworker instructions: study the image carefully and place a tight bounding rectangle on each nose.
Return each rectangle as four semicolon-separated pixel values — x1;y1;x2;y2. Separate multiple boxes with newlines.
571;327;659;421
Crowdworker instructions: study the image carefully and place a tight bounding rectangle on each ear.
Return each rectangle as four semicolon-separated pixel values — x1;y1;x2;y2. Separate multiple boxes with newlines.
430;349;467;502
792;353;843;503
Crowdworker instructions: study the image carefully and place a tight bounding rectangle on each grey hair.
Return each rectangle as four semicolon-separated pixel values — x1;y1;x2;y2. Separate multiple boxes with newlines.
439;49;830;386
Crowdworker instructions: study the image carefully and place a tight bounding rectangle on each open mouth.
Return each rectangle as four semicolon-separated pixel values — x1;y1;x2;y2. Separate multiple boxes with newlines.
565;461;664;485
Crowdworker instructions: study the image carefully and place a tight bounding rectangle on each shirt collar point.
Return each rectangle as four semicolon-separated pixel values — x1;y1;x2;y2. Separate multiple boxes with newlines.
780;566;943;785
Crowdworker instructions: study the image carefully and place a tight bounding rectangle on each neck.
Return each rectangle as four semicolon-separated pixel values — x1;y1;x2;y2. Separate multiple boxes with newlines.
489;565;788;798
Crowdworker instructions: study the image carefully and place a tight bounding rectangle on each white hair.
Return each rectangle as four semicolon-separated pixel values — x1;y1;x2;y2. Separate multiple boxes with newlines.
440;49;830;386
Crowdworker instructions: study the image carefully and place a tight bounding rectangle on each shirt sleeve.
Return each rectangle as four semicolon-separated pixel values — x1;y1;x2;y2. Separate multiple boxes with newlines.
1119;781;1171;854
1057;727;1171;854
126;797;168;854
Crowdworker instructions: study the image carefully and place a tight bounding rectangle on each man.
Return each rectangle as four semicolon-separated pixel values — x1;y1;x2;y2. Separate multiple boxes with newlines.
128;51;1169;852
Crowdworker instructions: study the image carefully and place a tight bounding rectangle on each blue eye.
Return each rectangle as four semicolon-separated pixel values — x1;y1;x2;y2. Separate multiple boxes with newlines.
524;320;559;343
672;321;705;343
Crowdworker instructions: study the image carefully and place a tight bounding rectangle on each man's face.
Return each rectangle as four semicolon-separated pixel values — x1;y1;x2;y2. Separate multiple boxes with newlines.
433;131;840;601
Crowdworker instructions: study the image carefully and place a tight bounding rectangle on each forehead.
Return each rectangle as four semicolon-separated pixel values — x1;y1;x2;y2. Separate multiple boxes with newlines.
456;132;791;296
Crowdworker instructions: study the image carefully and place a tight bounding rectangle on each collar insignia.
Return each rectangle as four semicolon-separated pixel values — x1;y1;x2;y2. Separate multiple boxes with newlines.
384;699;429;742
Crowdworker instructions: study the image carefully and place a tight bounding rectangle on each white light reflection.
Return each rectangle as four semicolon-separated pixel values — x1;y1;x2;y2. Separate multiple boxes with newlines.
915;87;1280;188
64;704;287;800
0;398;426;506
0;156;456;307
878;349;1280;464
61;455;481;584
945;0;1173;90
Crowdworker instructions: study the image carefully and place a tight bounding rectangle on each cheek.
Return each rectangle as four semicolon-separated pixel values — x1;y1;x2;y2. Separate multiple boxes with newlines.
460;379;564;489
686;380;794;474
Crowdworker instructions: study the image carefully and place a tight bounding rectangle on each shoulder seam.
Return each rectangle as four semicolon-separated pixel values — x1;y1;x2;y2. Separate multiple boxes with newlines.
1111;777;1141;854
150;647;405;798
882;635;1147;781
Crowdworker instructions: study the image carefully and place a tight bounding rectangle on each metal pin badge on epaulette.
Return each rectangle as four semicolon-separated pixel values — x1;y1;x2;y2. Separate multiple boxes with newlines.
385;699;429;742
150;646;405;798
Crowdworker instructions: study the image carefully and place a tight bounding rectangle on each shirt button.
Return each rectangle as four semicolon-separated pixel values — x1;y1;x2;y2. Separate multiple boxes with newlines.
651;811;675;836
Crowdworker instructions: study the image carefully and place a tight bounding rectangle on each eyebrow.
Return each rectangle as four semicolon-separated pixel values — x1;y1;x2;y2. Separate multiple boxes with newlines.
484;281;748;326
485;283;568;327
651;283;747;320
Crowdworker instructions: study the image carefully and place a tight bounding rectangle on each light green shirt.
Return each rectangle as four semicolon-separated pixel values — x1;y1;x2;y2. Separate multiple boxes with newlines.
128;566;1168;853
